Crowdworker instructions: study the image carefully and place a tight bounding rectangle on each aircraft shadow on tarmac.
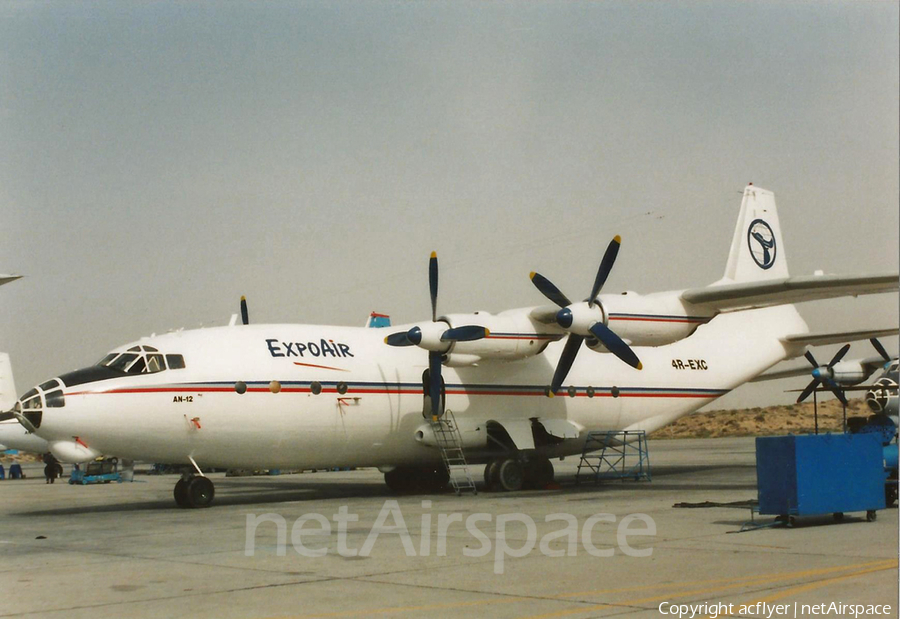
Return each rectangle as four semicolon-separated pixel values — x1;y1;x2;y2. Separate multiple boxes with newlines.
10;462;758;517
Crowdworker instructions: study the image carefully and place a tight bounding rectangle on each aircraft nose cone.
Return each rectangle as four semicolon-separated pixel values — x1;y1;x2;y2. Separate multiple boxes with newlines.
556;308;573;329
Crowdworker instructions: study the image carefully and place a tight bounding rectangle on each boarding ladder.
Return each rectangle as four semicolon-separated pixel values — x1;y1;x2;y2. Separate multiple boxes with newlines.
576;430;651;485
431;410;477;495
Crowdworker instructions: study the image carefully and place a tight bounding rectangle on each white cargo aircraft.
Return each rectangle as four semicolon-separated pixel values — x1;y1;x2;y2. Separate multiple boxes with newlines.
0;353;51;453
11;185;899;507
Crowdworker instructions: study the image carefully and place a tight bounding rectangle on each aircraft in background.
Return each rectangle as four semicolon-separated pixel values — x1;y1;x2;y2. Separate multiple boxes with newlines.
11;185;899;507
0;353;50;453
752;336;898;405
0;274;21;287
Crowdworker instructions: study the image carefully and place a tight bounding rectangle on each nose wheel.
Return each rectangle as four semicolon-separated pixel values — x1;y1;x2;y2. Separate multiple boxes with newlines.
174;475;215;508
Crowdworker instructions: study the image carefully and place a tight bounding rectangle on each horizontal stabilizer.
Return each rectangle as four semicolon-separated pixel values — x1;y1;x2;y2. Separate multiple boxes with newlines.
682;273;898;312
0;274;22;287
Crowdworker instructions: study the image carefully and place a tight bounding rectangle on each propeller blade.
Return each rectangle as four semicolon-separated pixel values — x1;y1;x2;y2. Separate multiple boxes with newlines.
530;272;572;308
442;325;489;342
827;343;851;368
588;322;642;370
384;331;415;347
240;296;249;325
827;383;848;406
871;338;891;362
550;334;585;394
429;252;438;322
804;351;819;368
428;350;443;418
796;378;820;403
589;236;621;306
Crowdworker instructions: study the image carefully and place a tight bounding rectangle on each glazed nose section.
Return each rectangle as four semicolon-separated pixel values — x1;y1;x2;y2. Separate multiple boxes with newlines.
14;378;66;432
16;389;42;431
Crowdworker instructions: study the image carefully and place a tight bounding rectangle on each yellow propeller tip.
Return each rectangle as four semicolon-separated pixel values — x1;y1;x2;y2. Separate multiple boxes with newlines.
613;235;622;243
547;390;555;398
484;328;491;336
383;337;389;344
430;251;437;259
636;362;643;370
529;271;536;279
240;295;246;301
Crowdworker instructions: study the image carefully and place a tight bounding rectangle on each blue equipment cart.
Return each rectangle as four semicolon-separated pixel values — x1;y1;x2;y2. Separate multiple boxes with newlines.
756;433;885;524
69;458;121;485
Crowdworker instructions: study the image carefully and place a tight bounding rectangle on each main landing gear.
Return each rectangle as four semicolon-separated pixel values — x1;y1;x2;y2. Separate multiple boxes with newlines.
484;456;554;492
174;474;215;508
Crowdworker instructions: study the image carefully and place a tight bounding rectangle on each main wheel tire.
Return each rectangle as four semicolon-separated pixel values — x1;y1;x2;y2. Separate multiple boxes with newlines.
174;478;189;507
524;458;554;489
185;476;215;508
384;468;406;493
483;459;502;492
498;458;524;492
866;510;877;522
885;485;898;508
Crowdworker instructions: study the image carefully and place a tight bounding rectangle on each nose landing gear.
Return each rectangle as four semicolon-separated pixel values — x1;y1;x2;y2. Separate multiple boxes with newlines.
174;475;215;508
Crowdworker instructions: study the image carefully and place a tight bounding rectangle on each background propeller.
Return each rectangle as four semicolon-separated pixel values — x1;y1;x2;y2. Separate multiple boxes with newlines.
871;337;891;363
383;252;488;418
240;296;249;325
530;235;641;395
797;344;850;405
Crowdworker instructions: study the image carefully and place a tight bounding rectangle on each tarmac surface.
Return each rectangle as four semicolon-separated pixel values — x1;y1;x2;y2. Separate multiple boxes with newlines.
0;437;897;618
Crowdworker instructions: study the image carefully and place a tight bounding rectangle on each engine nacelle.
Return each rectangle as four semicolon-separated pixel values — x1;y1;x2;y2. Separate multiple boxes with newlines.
440;311;562;363
589;291;714;348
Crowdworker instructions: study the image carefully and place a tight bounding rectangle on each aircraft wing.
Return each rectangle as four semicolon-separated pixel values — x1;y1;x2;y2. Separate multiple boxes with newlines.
783;327;898;347
0;274;22;287
681;273;898;312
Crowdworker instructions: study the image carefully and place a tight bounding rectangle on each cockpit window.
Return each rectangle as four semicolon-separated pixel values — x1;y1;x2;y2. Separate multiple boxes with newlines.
147;354;165;373
108;353;138;372
45;390;65;408
39;379;60;391
97;353;119;366
97;349;185;374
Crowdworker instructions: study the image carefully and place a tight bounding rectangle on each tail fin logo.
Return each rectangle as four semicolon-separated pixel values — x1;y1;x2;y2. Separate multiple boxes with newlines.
747;219;776;270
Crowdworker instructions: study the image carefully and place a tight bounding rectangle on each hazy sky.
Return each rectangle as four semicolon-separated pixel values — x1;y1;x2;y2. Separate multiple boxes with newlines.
1;1;897;409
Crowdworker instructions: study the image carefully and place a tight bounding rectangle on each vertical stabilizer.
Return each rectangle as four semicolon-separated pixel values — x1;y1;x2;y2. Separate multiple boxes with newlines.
0;353;16;412
721;185;789;283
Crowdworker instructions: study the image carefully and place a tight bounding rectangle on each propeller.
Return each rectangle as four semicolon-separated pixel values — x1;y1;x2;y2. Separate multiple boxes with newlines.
871;337;891;363
383;252;489;418
530;236;641;395
240;296;249;325
797;344;850;405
